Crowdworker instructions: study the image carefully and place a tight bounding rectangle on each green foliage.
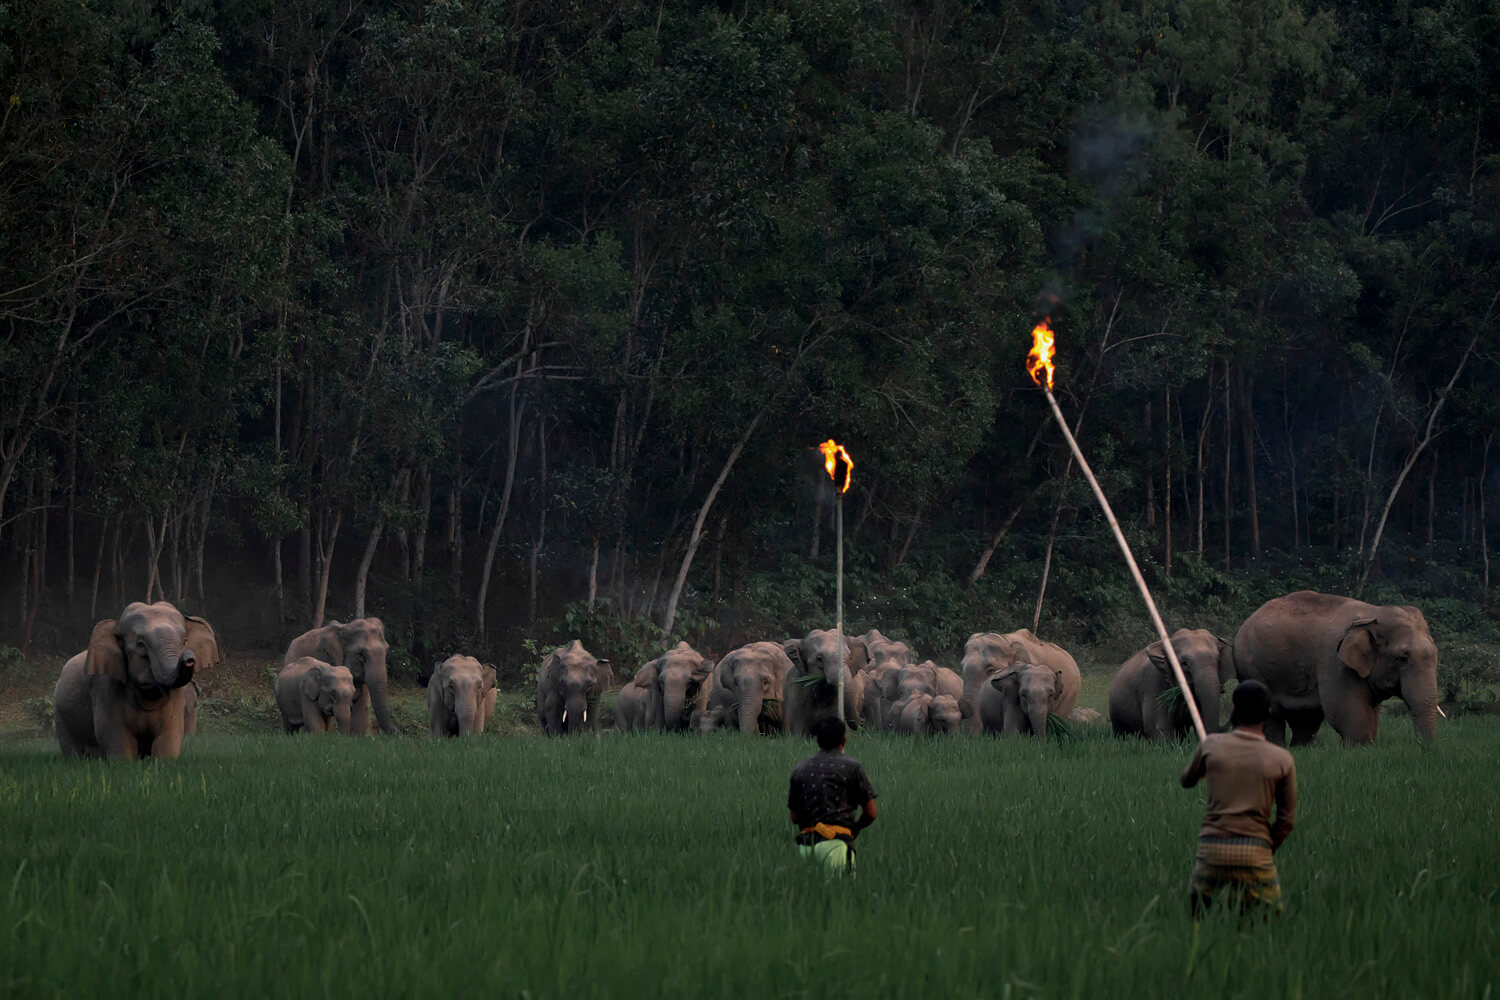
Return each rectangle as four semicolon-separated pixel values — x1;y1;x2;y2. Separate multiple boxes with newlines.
0;647;31;683
19;697;53;735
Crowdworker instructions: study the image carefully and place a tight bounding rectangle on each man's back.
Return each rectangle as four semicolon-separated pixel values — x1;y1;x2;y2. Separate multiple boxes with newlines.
1184;729;1297;846
788;749;876;830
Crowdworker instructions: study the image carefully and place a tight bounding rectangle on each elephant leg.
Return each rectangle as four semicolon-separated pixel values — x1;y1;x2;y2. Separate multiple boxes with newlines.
1262;709;1288;747
1287;707;1325;746
348;687;372;735
149;726;185;759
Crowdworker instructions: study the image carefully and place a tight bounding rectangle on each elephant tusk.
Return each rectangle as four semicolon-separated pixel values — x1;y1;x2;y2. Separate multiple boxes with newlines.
1437;704;1448;719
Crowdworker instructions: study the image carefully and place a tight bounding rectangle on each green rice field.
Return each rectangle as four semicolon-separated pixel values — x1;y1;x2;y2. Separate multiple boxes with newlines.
2;721;1497;998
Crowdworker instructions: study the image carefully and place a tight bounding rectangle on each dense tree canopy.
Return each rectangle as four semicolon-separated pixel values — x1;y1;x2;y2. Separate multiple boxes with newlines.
2;0;1497;671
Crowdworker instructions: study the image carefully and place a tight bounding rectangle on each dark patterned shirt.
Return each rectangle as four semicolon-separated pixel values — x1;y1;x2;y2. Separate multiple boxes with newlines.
787;750;877;829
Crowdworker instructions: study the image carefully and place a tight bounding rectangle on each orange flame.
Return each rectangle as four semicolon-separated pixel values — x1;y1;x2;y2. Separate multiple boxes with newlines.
1027;319;1056;391
818;439;853;494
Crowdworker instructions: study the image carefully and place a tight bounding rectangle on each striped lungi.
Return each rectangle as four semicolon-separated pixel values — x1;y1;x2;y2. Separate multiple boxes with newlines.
1190;836;1282;912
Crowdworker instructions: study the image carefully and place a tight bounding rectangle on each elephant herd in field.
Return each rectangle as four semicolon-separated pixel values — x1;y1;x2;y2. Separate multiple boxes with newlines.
49;589;1441;759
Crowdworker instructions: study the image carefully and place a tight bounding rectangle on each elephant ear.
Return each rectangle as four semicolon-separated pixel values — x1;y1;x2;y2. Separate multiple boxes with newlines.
85;619;126;682
992;664;1020;685
595;659;616;690
1145;640;1171;674
846;636;870;672
782;639;805;671
184;616;221;672
635;659;662;690
958;697;975;721
481;664;498;692
300;667;323;702
1338;619;1379;678
693;657;714;681
881;669;903;703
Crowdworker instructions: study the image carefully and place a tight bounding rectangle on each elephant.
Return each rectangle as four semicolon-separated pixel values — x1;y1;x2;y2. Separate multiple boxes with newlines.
616;672;652;731
283;618;394;735
274;657;357;734
53;602;218;759
692;641;791;734
536;640;613;736
784;629;868;737
1109;629;1232;740
628;641;715;731
1232;591;1439;745
961;629;1078;735
860;629;916;729
977;659;1082;736
893;691;969;736
427;655;498;737
879;660;963;732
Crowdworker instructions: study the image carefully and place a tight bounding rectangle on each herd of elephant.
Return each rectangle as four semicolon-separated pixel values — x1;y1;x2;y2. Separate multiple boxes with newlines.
48;589;1440;759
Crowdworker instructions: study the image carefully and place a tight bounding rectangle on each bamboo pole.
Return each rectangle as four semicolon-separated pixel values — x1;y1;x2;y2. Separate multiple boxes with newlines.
1043;389;1206;741
835;491;845;723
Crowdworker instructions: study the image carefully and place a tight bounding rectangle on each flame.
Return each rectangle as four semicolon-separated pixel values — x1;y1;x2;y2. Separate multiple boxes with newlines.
818;439;853;494
1027;319;1055;391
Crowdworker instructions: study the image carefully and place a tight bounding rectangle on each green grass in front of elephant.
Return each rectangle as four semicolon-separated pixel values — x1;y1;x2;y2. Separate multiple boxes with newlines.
3;721;1499;998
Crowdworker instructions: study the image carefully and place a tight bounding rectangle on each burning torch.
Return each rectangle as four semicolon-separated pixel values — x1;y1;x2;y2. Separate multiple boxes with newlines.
1027;321;1207;741
818;439;854;723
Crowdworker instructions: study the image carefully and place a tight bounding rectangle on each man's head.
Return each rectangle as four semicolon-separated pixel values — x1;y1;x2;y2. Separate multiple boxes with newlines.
1230;679;1273;728
814;716;847;751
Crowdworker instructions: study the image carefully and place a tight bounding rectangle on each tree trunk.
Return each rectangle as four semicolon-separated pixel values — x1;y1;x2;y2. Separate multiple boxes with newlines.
713;514;728;597
587;539;601;610
893;510;922;569
1163;389;1172;577
90;514;109;622
298;519;313;624
1222;364;1232;570
1033;504;1065;633
970;500;1026;582
1238;367;1261;558
1358;331;1480;596
1426;447;1438;545
1483;434;1492;609
1144;399;1155;527
313;509;342;628
1195;376;1215;559
528;420;549;623
659;403;771;638
476;383;523;643
809;485;822;558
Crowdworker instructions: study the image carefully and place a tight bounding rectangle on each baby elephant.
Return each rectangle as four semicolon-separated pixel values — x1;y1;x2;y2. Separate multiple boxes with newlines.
275;657;357;734
978;660;1081;736
428;655;498;737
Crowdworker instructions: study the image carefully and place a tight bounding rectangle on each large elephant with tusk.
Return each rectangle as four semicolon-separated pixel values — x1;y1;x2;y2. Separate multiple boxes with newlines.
1233;591;1439;745
536;640;612;736
53;602;219;759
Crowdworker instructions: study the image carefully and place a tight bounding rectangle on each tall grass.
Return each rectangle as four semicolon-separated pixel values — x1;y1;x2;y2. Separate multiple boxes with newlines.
2;721;1497;997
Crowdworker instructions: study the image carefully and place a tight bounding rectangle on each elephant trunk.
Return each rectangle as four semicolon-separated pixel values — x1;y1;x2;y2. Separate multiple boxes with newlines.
333;700;352;733
148;627;191;689
1195;682;1221;735
455;688;481;735
565;690;589;733
1401;670;1439;742
739;688;764;734
1026;701;1048;737
662;685;687;731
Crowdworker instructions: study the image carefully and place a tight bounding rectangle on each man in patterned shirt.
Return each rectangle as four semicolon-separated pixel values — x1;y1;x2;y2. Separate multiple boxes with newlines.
787;717;877;875
1180;679;1297;916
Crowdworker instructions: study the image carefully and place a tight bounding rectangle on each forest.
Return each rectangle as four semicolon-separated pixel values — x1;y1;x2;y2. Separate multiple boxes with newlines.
2;0;1497;674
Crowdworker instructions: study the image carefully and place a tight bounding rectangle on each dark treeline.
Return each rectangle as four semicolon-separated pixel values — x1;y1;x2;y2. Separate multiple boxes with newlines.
2;0;1497;668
